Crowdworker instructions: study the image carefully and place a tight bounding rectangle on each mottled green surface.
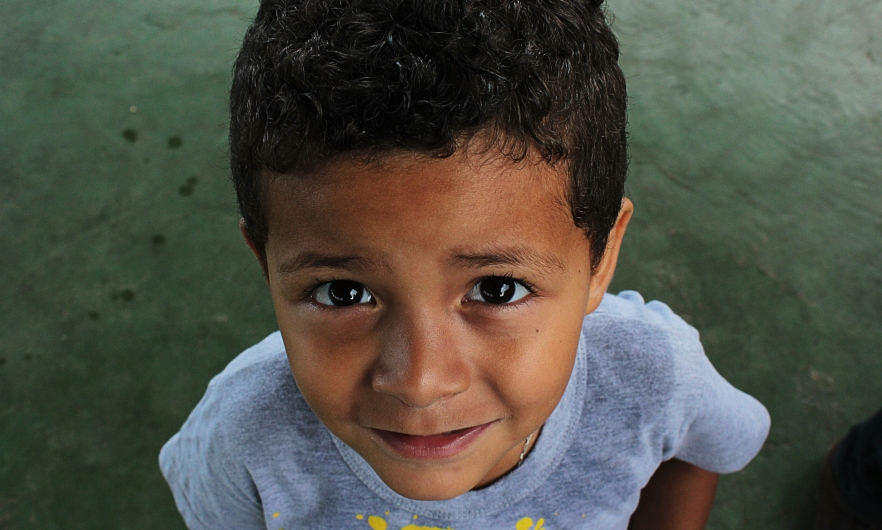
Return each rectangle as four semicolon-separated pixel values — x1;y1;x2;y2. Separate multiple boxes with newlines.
1;0;880;528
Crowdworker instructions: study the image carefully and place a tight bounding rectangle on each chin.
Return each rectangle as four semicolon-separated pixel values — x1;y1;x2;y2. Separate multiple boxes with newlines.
378;469;475;501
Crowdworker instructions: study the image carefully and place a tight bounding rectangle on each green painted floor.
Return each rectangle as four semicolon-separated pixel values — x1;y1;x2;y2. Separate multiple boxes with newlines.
1;0;881;528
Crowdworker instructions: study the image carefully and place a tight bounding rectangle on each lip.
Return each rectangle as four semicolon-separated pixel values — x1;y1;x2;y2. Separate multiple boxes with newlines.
370;421;495;460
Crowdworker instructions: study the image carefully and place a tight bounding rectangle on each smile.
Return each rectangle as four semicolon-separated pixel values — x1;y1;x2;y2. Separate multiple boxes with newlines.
370;421;495;460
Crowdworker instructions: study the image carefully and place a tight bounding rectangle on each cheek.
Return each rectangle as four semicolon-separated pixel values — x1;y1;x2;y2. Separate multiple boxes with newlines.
474;309;583;421
277;311;378;420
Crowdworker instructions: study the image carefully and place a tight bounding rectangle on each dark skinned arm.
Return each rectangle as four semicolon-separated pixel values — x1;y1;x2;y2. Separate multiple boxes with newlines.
628;458;720;530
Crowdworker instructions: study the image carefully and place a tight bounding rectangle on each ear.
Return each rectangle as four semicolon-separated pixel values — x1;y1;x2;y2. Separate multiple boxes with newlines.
585;198;633;315
239;218;270;284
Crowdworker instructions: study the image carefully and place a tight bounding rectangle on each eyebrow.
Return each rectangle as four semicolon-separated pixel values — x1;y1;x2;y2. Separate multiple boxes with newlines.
276;252;377;275
447;247;567;276
277;247;567;276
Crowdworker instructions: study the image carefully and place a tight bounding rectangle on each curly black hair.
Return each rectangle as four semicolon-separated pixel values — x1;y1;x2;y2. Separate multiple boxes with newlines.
230;0;627;271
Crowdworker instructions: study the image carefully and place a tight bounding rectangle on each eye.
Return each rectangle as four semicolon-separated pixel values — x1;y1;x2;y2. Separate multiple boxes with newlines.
312;280;374;307
465;277;532;305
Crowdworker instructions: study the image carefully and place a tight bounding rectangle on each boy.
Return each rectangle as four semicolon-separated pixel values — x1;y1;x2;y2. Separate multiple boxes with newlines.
160;0;771;528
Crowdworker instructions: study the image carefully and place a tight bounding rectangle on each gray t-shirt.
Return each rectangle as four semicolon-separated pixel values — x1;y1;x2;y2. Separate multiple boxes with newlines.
160;291;770;530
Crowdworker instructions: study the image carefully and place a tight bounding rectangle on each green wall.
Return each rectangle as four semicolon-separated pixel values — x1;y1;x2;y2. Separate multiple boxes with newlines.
1;0;880;528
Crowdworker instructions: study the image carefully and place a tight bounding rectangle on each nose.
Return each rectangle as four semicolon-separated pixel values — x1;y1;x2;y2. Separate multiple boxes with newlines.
371;308;471;409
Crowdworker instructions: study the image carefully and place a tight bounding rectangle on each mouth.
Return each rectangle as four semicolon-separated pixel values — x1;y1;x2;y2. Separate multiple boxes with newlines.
370;421;495;460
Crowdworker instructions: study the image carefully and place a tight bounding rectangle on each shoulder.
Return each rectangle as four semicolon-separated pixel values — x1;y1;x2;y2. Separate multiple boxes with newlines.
213;330;289;383
583;290;705;388
161;332;297;452
207;331;293;406
577;291;722;440
160;331;309;477
159;332;300;529
198;332;300;433
581;291;771;472
588;290;699;343
165;331;309;446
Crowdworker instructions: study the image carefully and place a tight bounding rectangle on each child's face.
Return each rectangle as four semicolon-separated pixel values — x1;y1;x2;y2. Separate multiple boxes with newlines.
247;148;631;501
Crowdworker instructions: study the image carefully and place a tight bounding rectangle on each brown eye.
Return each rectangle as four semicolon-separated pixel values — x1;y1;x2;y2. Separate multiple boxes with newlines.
313;280;373;306
466;277;531;305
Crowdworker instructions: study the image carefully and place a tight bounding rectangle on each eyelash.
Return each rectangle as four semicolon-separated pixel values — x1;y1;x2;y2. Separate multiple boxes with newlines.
299;274;539;307
300;277;339;301
473;273;538;298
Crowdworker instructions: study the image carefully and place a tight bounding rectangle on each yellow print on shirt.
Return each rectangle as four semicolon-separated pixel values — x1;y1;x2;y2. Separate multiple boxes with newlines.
354;514;546;530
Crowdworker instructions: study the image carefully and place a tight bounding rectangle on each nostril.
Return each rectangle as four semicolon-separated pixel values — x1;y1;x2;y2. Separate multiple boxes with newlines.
371;364;470;409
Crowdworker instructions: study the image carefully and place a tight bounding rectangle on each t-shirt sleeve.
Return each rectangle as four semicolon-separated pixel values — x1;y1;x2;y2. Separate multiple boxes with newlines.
159;378;266;530
649;300;771;474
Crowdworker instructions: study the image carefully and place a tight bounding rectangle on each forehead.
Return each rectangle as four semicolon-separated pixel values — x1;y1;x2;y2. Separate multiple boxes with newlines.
261;149;587;267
